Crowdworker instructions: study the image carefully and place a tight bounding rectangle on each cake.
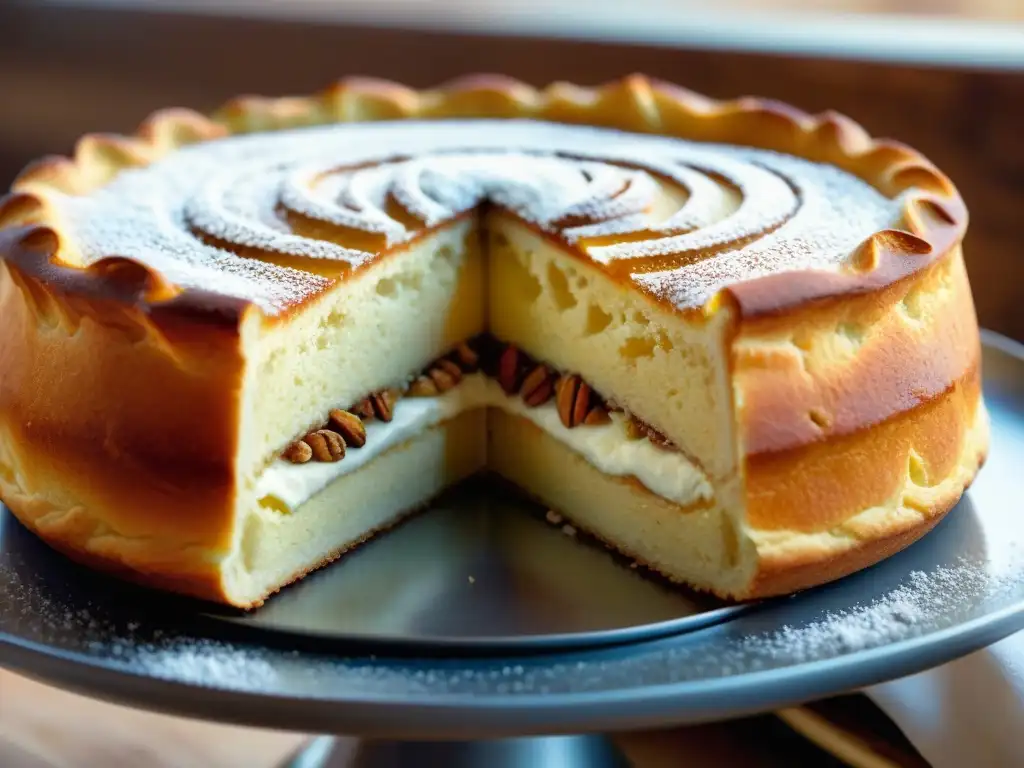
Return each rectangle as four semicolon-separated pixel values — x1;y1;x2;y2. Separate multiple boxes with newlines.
0;75;987;608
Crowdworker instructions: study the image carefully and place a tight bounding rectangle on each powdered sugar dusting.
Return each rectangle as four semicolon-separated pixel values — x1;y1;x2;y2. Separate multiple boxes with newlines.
738;562;993;664
3;523;1023;701
52;120;903;315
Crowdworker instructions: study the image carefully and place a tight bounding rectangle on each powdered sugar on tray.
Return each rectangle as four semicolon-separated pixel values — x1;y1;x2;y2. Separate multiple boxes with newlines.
2;505;1022;700
3;555;1019;700
131;641;281;689
738;563;990;664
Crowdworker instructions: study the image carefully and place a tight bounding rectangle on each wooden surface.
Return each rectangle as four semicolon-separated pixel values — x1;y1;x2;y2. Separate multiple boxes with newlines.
0;669;852;767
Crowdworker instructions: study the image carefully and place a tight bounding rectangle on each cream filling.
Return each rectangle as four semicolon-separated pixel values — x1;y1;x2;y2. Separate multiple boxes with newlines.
255;374;714;512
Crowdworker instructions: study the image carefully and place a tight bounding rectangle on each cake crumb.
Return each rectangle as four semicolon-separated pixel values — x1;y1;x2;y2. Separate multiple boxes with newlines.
546;510;564;525
468;575;475;584
561;524;577;537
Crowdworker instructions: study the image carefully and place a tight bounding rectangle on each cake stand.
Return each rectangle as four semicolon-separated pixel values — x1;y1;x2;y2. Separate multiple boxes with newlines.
2;331;1023;768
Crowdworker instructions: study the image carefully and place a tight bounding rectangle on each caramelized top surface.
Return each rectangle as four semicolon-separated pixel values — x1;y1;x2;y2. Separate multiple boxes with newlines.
0;75;966;322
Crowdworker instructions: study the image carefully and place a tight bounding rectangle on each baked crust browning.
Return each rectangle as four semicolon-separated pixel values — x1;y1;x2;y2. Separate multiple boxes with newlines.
745;364;982;533
0;245;244;565
733;244;981;456
489;392;987;601
0;74;965;323
0;74;986;606
747;396;987;599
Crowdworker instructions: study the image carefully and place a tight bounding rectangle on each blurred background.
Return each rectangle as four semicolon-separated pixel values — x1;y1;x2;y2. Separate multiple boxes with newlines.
0;3;1022;763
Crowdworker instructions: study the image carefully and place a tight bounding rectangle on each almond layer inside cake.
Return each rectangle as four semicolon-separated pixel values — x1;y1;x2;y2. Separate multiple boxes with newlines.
221;213;751;605
0;85;987;611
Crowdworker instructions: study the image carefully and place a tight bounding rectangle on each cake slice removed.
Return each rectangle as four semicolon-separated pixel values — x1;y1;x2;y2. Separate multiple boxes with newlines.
0;76;987;607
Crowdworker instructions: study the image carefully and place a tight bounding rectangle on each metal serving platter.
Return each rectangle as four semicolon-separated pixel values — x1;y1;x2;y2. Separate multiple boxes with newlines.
209;480;749;651
0;331;1022;742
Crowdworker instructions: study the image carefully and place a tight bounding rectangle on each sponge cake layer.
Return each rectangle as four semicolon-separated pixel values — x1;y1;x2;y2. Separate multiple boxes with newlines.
0;75;985;607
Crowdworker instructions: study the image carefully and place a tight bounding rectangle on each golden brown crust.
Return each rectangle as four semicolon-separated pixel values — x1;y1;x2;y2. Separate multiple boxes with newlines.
0;251;243;572
745;365;980;533
0;472;434;608
0;73;984;606
0;74;964;324
489;393;986;601
748;494;957;599
568;390;986;601
747;430;987;599
733;244;981;456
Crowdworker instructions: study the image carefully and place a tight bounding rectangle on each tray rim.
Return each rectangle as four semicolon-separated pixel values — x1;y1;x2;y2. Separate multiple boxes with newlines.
1;600;1021;737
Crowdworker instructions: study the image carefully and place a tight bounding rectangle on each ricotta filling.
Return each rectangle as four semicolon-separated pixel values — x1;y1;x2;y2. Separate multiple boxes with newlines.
255;374;713;512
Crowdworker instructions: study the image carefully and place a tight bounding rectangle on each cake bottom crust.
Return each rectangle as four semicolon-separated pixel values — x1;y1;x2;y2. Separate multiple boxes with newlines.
490;398;987;600
0;412;488;607
0;386;989;606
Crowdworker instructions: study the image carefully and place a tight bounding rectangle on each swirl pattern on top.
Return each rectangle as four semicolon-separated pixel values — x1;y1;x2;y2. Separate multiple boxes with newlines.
0;76;966;319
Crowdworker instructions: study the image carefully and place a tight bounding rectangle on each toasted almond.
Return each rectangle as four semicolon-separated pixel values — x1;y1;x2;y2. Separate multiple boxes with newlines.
583;406;611;425
624;416;645;440
328;409;367;448
428;367;458;392
437;358;463;382
498;345;521;395
520;364;555;407
429;359;463;392
283;440;313;464
370;390;396;422
573;380;592;426
555;374;580;428
305;429;345;462
350;398;375;420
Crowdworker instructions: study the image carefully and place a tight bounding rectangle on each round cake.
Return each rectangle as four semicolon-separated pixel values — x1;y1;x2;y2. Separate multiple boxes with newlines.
0;75;986;607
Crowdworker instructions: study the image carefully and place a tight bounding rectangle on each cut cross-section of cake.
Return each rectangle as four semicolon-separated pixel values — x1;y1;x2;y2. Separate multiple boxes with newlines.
0;75;986;607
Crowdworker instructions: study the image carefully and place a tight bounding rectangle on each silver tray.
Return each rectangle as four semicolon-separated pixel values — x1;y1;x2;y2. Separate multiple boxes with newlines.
1;332;1023;765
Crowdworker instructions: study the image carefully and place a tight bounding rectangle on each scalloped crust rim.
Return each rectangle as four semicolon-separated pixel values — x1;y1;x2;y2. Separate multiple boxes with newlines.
0;74;967;324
